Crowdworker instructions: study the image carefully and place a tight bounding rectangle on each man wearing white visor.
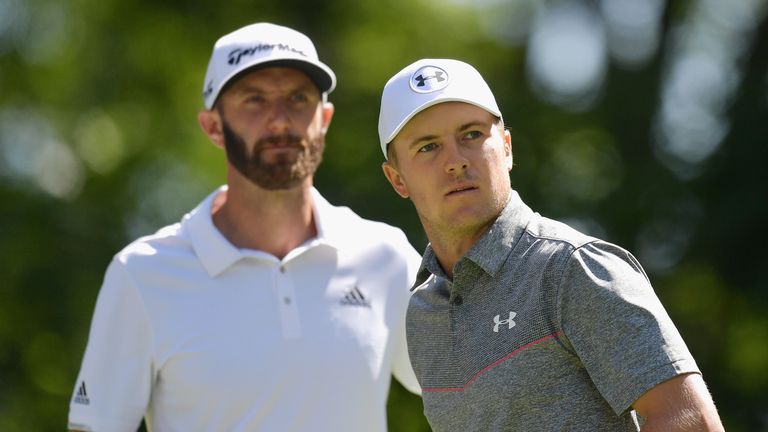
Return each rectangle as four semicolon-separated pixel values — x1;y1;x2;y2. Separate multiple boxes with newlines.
68;23;421;432
379;58;724;431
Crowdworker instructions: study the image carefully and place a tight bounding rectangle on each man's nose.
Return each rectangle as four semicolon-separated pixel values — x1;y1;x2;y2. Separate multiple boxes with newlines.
444;139;469;175
266;101;291;132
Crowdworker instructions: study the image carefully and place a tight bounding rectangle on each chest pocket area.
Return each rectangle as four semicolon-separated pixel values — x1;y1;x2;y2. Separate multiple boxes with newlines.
323;275;388;380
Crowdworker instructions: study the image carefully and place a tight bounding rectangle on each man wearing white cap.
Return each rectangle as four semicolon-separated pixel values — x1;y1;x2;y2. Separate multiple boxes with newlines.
68;23;420;432
379;58;724;431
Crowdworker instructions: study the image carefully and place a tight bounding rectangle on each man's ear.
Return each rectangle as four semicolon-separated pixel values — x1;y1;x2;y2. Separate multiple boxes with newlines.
320;101;334;134
382;161;410;198
198;109;224;149
503;129;513;171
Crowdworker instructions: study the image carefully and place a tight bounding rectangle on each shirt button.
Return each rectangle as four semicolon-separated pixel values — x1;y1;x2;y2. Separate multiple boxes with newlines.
452;295;463;306
283;297;292;304
279;266;286;273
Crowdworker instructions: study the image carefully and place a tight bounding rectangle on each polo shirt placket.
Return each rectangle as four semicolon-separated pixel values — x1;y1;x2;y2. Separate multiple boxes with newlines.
275;261;300;338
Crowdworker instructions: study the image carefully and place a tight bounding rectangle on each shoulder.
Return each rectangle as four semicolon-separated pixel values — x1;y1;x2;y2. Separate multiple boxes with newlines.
346;207;411;242
316;197;422;280
91;224;190;315
315;191;416;251
113;221;192;269
525;212;640;268
511;213;648;287
523;212;597;251
339;206;417;257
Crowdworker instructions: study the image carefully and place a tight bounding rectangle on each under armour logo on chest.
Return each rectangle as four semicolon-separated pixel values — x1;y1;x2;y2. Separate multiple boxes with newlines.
493;311;517;332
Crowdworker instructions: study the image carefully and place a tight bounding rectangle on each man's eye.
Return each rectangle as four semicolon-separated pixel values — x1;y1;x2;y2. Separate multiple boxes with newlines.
464;130;483;140
417;143;438;153
291;93;309;103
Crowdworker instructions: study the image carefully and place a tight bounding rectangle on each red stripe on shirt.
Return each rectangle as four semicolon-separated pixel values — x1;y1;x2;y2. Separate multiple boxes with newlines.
422;332;562;393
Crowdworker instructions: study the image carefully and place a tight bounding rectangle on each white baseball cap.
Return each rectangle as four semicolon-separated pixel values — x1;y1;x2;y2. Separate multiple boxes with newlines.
377;58;502;159
202;23;336;109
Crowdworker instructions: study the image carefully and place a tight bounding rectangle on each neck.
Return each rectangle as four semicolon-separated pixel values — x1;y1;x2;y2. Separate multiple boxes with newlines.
422;219;493;280
212;173;317;260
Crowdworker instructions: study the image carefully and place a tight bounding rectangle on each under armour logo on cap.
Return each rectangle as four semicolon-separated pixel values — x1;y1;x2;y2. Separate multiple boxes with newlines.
410;65;449;93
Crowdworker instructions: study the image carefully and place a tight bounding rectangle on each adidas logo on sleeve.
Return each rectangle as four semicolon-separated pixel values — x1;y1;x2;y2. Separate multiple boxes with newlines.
73;381;90;405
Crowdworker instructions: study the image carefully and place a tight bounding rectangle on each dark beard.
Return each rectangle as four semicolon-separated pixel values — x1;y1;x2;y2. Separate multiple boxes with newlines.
221;118;324;190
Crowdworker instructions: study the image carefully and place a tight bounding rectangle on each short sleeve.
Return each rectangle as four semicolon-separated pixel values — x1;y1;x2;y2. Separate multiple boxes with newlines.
390;235;422;395
558;241;699;415
68;258;154;431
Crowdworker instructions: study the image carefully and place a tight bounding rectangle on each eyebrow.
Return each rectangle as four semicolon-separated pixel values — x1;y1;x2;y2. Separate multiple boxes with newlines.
407;134;440;150
232;82;316;96
457;121;488;132
406;120;490;150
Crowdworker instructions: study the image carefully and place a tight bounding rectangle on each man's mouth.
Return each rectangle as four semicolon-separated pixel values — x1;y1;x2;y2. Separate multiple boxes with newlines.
258;134;304;150
262;144;302;151
446;185;478;196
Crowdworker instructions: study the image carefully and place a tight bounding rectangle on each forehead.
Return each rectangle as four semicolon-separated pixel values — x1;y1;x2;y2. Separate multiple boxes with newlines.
396;102;496;140
226;66;318;94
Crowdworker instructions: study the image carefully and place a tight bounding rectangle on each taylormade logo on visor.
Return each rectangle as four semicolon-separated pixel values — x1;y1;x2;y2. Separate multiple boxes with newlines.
203;81;214;100
227;44;308;65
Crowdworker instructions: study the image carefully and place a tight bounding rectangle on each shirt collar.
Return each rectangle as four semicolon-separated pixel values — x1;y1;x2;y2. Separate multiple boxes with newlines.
185;186;340;277
308;187;344;250
185;186;240;277
412;189;534;290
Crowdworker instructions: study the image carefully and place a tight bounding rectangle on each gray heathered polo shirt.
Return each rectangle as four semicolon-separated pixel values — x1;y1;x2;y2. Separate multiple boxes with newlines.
406;190;699;431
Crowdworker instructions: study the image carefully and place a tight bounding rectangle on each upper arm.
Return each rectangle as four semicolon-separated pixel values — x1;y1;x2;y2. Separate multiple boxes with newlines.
559;242;700;413
391;236;422;395
632;373;724;431
68;259;153;431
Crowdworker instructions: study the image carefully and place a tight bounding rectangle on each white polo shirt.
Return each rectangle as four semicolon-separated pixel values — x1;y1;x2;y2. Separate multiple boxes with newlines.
68;186;421;432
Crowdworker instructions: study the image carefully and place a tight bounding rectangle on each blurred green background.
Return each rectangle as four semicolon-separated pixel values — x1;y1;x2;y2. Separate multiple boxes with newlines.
1;0;767;430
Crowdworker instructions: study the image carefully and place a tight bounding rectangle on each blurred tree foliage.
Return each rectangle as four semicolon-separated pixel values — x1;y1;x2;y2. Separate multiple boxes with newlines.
0;0;766;431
